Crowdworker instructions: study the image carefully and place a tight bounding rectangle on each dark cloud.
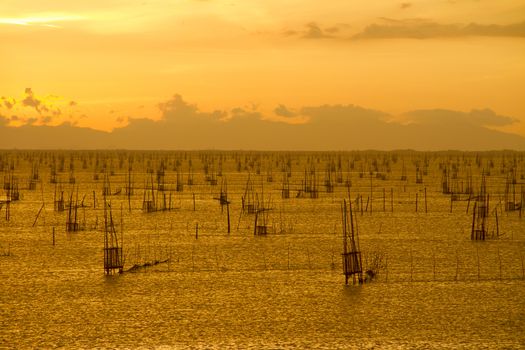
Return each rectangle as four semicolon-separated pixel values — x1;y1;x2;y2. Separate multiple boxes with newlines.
325;26;341;34
285;22;339;39
353;19;525;39
2;97;16;110
230;107;261;120
22;88;46;114
0;88;64;126
303;22;332;39
158;94;226;124
274;104;297;118
283;19;525;41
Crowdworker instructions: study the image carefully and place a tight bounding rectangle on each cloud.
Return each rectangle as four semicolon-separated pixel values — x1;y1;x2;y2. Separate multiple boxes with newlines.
400;3;412;10
282;19;525;41
116;116;127;124
22;88;47;114
0;89;80;127
1;97;16;109
230;107;261;120
403;108;518;128
353;18;525;39
274;104;297;118
284;22;341;39
158;94;227;124
303;22;332;39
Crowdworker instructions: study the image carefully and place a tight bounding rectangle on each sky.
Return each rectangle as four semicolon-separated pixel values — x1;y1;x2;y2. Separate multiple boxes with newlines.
1;0;525;149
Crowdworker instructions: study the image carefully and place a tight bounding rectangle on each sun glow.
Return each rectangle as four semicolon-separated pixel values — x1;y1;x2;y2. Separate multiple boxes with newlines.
0;14;84;27
1;0;524;147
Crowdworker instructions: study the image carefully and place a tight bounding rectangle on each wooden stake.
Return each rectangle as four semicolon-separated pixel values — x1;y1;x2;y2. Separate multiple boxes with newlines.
495;210;499;238
227;202;231;234
33;203;45;227
254;211;258;236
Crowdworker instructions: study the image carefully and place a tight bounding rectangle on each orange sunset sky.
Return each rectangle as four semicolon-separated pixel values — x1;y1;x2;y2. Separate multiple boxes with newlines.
1;0;524;145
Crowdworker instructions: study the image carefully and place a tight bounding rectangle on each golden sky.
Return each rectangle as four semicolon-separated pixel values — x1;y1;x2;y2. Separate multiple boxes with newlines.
1;0;524;136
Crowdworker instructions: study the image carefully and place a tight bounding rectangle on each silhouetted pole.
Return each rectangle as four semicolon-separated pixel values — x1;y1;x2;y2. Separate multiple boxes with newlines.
227;202;231;234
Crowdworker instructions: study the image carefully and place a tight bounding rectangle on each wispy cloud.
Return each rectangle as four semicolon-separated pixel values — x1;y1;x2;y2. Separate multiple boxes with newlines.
353;18;525;39
283;22;347;39
283;18;525;41
0;14;84;28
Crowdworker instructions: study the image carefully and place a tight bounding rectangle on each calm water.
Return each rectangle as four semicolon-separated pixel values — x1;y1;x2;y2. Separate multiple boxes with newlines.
1;151;524;349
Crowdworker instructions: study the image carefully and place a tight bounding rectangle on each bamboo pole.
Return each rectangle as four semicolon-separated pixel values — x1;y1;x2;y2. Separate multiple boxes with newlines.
32;203;45;227
227;202;231;234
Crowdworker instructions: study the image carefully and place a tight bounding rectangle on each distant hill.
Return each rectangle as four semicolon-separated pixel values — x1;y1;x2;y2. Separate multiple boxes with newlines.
1;96;524;151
